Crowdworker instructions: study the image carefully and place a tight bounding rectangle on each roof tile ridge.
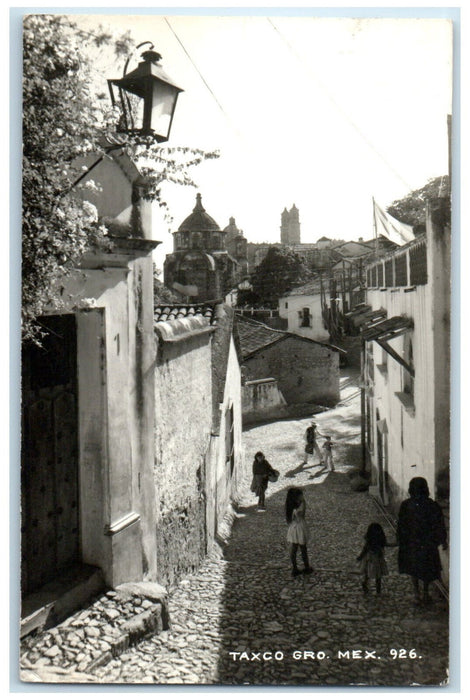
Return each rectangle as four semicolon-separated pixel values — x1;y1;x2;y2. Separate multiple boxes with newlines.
238;315;288;336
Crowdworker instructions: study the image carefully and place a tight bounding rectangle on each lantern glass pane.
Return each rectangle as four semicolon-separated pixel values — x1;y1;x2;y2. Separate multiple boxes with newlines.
151;81;177;138
130;94;144;131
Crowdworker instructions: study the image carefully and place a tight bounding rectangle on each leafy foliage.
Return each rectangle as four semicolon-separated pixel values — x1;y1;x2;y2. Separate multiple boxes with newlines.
387;175;449;230
246;247;311;308
153;266;183;305
22;14;218;342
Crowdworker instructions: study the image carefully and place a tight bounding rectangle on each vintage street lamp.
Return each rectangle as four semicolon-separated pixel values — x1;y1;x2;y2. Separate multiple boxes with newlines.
108;41;183;142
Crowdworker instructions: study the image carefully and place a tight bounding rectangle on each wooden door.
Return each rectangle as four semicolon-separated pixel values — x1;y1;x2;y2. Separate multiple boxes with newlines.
377;425;385;503
21;315;79;594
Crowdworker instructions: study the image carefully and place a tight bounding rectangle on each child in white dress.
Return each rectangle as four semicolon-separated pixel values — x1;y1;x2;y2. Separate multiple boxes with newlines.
285;488;313;577
322;436;335;471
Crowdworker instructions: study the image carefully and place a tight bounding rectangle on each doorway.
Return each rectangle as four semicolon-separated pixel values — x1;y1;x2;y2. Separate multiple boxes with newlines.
376;417;389;505
21;314;80;594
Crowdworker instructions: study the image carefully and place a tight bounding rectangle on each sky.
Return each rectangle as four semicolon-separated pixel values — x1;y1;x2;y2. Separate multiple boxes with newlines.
73;12;453;271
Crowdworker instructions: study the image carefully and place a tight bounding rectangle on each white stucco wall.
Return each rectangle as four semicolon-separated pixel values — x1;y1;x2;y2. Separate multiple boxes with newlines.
366;284;435;505
214;337;243;530
279;292;330;342
57;247;158;586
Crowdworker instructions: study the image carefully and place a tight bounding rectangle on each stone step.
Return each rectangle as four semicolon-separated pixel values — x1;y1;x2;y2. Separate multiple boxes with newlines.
20;580;170;680
21;565;105;638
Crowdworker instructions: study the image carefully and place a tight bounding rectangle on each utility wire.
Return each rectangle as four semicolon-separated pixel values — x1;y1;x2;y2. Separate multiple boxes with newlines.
266;18;414;193
164;17;246;145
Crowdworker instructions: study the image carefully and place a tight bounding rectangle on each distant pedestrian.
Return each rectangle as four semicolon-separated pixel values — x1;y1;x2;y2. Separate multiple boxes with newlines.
357;522;392;595
322;436;335;471
397;476;447;605
250;451;276;511
285;488;313;577
303;420;323;466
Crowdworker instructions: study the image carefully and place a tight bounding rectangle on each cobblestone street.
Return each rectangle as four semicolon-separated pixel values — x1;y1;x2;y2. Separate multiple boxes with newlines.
21;372;449;687
90;372;448;687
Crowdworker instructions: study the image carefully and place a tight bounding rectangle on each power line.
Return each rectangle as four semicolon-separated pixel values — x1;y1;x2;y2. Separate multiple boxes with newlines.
163;17;246;145
266;18;414;192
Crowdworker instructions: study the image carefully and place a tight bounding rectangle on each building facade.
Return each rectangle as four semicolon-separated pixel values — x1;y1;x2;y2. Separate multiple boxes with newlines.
21;149;160;602
21;152;245;630
280;204;301;244
164;194;239;302
224;216;249;277
153;303;243;589
278;280;330;343
359;198;450;517
237;316;341;406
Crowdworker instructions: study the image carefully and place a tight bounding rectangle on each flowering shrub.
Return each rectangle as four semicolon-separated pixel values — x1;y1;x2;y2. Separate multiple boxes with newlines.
22;15;218;342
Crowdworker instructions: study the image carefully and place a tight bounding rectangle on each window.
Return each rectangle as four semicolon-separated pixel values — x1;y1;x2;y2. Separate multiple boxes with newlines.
382;346;388;371
402;336;414;400
225;405;235;475
300;307;312;328
395;254;408;286
285;302;288;309
377;263;384;286
377;346;388;376
192;232;203;249
366;398;374;452
385;259;394;286
371;266;377;287
410;242;427;285
366;342;374;381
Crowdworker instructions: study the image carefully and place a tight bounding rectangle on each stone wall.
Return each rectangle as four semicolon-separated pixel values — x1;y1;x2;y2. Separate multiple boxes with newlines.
242;378;287;424
244;337;340;406
154;333;213;589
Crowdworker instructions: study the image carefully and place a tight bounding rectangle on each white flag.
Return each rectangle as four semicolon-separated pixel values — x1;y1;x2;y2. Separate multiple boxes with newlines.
373;199;415;246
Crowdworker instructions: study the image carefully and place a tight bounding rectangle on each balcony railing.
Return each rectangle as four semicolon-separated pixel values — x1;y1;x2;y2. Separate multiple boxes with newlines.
366;236;427;289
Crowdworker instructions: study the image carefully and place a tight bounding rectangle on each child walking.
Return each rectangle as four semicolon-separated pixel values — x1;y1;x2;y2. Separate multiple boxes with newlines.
322;436;335;471
356;523;391;594
285;488;313;577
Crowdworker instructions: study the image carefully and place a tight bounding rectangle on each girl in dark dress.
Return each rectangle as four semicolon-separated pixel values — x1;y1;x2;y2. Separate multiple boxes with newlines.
397;477;447;604
357;522;393;595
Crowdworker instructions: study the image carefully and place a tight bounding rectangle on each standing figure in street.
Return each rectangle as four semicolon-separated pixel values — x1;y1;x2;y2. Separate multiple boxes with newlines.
322;436;335;472
397;476;448;605
302;420;323;466
285;488;313;577
250;451;276;511
357;522;391;595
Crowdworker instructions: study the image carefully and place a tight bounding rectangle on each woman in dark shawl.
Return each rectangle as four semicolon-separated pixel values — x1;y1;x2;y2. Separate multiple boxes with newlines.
397;476;447;604
250;451;275;511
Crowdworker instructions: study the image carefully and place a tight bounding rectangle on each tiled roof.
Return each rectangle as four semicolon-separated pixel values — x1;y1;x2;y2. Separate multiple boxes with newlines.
236;315;346;357
361;315;413;342
154;303;217;325
236;316;287;357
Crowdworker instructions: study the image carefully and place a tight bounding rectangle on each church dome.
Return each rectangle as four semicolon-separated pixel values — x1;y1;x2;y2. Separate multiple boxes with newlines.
178;193;220;232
